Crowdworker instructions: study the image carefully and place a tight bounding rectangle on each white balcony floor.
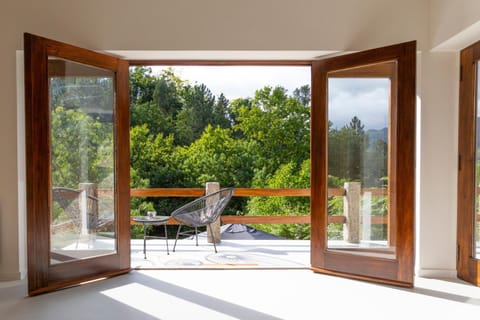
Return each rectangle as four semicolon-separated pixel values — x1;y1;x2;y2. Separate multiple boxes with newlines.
131;237;310;269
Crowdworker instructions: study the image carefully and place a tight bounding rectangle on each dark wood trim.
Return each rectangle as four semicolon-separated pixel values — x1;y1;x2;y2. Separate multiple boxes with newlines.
394;40;416;283
388;59;399;247
310;57;328;269
221;215;310;224
457;40;480;285
48;59;114;77
131;215;312;225
24;33;131;295
28;268;131;297
115;58;132;271
44;36;119;71
310;41;416;287
234;188;311;197
128;60;313;67
131;188;205;197
327;61;396;78
311;266;413;288
129;214;391;226
126;187;388;198
24;33;51;293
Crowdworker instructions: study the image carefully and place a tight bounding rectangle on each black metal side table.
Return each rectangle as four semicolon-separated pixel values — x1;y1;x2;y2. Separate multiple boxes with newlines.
133;215;170;259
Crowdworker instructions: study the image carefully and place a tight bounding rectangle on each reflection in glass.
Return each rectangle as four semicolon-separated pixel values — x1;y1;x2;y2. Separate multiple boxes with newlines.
49;58;116;264
476;61;480;259
326;63;395;258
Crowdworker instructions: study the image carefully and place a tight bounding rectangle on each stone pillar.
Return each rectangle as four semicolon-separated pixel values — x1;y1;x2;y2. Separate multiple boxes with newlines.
343;182;361;243
79;183;98;235
206;182;221;244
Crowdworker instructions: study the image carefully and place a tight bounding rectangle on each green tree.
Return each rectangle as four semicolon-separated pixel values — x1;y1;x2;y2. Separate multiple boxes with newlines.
328;116;368;182
181;125;255;187
173;83;233;145
152;69;185;117
130;68;185;138
130;124;190;217
247;160;311;239
51;106;113;189
130;124;183;188
130;67;156;105
293;84;310;107
234;86;310;183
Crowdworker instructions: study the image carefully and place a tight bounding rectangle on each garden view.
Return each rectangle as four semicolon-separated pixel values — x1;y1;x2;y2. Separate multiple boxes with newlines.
50;66;389;241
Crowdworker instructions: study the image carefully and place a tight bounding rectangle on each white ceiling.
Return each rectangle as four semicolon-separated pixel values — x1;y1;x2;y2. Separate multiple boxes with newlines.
105;50;338;61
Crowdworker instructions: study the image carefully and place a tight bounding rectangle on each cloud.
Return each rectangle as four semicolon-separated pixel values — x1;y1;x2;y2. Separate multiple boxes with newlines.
150;66;390;130
328;78;390;130
152;66;310;100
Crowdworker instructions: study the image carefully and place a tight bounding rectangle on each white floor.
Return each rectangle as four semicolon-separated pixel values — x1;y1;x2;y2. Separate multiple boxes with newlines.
1;270;480;319
131;238;310;269
2;239;480;319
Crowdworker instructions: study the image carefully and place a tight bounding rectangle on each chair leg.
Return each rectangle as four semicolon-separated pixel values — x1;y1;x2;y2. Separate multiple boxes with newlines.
173;224;182;252
207;224;218;253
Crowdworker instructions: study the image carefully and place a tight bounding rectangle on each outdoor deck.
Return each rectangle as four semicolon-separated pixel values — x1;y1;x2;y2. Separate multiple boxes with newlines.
53;236;480;269
131;238;310;269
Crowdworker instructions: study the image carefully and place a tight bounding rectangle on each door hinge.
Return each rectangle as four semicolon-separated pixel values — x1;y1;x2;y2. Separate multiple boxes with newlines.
457;244;460;263
458;154;461;171
460;65;463;82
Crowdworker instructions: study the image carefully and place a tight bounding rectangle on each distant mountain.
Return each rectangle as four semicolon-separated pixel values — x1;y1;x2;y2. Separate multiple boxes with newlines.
366;127;388;147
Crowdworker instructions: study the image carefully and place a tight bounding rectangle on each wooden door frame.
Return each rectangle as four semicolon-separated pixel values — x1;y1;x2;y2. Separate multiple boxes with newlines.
23;42;416;293
457;40;480;285
24;33;131;295
310;41;416;287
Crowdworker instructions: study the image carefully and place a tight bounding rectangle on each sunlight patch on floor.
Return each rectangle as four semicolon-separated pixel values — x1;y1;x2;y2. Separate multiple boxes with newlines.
101;282;238;320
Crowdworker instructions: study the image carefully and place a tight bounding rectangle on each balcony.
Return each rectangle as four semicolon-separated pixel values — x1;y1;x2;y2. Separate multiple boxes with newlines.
14;188;480;317
50;185;400;267
127;186;390;269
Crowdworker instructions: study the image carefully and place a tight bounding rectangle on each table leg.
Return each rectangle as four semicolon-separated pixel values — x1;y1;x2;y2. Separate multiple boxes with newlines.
143;223;147;259
164;224;169;255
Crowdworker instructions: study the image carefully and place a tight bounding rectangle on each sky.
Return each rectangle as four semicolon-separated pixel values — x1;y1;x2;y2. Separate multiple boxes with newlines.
328;78;389;130
152;66;310;100
151;66;389;130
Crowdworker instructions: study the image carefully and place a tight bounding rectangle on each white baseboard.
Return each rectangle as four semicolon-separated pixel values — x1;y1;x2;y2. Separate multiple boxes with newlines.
416;268;457;279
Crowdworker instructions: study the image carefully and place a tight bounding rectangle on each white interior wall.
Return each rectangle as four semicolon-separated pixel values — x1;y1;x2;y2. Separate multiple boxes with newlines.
430;0;480;50
0;0;475;281
416;51;459;277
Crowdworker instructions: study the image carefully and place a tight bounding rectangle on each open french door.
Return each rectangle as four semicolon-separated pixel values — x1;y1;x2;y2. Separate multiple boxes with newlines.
310;41;416;287
457;40;480;286
24;33;131;295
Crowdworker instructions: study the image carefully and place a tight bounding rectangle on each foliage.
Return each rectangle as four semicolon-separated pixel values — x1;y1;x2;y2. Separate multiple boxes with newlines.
182;126;255;187
51;106;113;189
234;86;310;182
247;160;310;239
51;67;390;241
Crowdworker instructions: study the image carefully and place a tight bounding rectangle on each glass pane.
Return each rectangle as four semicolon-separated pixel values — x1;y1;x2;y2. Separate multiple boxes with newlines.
49;58;116;264
475;61;480;259
326;62;395;258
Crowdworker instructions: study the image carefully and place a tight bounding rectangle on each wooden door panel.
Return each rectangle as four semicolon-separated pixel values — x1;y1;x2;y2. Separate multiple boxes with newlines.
457;40;480;286
310;41;416;287
24;33;131;295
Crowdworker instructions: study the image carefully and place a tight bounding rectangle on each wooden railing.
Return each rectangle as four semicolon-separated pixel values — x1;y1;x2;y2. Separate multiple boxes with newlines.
129;186;389;226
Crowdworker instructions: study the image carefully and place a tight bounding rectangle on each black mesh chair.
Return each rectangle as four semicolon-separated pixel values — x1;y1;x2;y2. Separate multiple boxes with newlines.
172;187;234;253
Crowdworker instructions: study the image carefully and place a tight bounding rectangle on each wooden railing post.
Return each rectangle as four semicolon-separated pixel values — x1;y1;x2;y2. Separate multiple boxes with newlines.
206;182;221;243
343;182;360;243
